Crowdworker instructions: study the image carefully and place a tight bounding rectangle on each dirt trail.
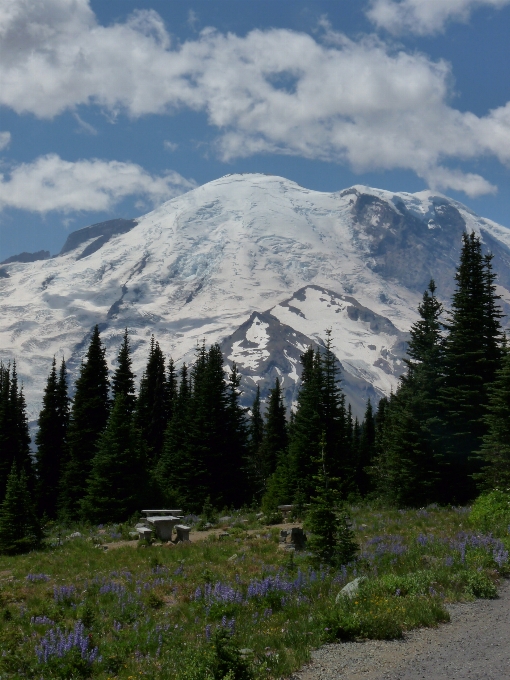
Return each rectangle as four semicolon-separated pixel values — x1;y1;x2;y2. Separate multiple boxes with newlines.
293;579;510;680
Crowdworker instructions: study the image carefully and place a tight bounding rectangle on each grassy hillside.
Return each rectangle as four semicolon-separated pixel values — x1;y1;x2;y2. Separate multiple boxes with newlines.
0;504;507;679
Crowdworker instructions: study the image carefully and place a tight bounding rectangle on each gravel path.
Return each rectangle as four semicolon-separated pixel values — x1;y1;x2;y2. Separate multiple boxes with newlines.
292;579;510;680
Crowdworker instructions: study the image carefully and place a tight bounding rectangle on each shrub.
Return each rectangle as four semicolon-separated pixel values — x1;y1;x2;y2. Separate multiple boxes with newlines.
465;571;498;599
470;490;510;536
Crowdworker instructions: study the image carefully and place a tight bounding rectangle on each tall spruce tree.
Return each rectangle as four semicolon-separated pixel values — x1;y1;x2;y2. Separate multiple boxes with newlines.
0;464;41;555
60;325;110;519
285;347;323;500
223;362;249;507
81;393;148;523
476;346;510;490
157;363;193;508
35;357;70;518
135;336;167;463
441;233;503;502
112;329;136;413
0;362;35;501
246;385;265;499
357;399;375;497
258;378;288;482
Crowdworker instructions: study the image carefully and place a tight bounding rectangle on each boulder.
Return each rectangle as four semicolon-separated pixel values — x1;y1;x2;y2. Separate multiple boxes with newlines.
335;576;367;603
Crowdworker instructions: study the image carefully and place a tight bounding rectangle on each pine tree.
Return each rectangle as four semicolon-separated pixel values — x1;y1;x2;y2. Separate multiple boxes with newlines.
321;330;353;494
357;399;375;496
476;347;510;490
258;378;288;482
35;357;70;518
135;336;168;463
0;464;41;555
441;233;503;502
223;362;250;507
112;329;136;413
0;362;35;501
246;385;265;499
286;347;323;500
59;325;110;519
157;362;193;508
306;436;358;567
81;394;148;524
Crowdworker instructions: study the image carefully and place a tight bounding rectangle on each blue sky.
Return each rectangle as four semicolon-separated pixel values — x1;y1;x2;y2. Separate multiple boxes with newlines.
1;0;510;260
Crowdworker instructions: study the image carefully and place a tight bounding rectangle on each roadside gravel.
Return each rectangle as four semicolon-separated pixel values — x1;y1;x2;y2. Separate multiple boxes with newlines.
292;578;510;680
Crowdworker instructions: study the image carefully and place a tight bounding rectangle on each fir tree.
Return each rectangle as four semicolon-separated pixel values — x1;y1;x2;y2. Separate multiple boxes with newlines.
286;347;323;499
357;399;375;496
0;362;35;500
35;357;70;518
156;362;192;508
81;393;148;524
441;233;503;501
0;464;41;555
306;435;358;567
476;347;510;490
246;385;265;500
112;329;136;413
135;336;167;463
60;325;110;519
258;378;288;482
223;362;250;507
321;330;352;494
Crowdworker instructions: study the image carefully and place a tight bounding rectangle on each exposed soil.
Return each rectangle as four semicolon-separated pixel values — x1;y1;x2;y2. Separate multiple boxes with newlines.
101;522;299;550
292;578;510;680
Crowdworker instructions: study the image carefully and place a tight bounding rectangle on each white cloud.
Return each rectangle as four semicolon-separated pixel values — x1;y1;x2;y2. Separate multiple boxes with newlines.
163;140;178;152
1;0;510;197
0;154;195;213
367;0;510;35
73;112;97;135
0;132;11;151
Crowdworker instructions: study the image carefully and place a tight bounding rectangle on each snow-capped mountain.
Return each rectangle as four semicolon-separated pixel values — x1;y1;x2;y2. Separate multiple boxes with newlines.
2;173;510;422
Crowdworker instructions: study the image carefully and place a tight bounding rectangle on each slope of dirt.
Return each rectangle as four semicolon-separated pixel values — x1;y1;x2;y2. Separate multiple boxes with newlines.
292;579;510;680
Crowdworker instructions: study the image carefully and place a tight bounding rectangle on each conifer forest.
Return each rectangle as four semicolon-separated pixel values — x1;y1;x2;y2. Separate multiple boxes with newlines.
0;232;509;549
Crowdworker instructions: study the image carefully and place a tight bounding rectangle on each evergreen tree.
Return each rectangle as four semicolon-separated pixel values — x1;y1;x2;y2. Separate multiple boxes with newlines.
0;362;35;500
0;464;41;555
81;394;148;524
60;325;110;519
35;357;70;518
286;347;323;500
441;233;503;501
135;336;167;463
258;378;288;482
156;363;192;508
306;436;358;567
223;362;250;507
321;330;352;494
167;357;178;425
246;385;265;499
357;399;375;496
371;384;441;507
112;329;136;413
476;347;510;490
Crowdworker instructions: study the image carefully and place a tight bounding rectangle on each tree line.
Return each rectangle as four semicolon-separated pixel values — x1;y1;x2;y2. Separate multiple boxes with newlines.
0;231;509;553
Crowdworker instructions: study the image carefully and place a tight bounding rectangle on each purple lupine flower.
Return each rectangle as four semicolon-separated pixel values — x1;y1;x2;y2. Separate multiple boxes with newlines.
26;573;50;582
35;621;100;665
205;624;212;641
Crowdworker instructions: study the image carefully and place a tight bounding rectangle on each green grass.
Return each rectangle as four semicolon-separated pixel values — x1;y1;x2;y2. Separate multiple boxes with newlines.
0;504;507;679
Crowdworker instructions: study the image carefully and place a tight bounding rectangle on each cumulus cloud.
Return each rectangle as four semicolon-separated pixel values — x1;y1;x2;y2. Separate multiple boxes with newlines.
367;0;510;35
0;132;11;151
0;154;195;213
2;0;510;197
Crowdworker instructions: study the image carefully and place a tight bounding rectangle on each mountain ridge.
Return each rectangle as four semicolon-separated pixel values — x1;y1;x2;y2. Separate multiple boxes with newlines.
1;173;509;422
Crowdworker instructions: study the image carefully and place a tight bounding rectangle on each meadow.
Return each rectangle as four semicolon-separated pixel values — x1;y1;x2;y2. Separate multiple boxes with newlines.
0;504;507;680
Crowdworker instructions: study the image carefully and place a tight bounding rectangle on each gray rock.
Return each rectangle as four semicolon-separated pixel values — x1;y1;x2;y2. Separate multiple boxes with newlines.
336;576;367;603
68;531;82;539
